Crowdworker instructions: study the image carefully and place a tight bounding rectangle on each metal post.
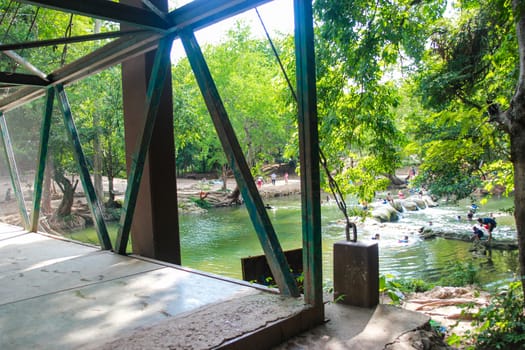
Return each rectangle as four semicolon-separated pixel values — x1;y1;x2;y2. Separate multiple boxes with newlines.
180;30;300;297
30;88;54;232
115;34;175;254
55;84;112;250
0;112;30;229
294;0;323;309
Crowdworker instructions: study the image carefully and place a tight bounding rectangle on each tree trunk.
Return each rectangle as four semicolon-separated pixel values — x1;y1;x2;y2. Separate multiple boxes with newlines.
487;0;525;297
93;114;104;205
386;173;406;186
93;21;104;207
221;164;228;191
108;174;115;203
227;186;241;205
54;172;78;217
41;157;53;214
511;131;525;295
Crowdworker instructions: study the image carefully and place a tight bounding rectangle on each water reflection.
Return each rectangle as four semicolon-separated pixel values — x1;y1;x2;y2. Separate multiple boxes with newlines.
68;195;519;290
179;195;518;289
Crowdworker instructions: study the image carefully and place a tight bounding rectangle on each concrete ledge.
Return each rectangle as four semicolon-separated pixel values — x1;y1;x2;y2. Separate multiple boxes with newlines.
92;291;316;350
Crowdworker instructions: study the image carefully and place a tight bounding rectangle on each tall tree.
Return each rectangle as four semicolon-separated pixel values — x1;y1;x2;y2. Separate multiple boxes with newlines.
313;0;447;203
487;0;525;296
172;22;294;180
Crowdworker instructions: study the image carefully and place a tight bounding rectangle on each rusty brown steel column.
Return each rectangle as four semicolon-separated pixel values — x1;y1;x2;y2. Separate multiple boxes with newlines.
120;0;180;264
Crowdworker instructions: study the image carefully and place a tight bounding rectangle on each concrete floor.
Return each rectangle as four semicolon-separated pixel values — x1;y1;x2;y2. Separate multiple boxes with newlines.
0;223;298;350
0;223;434;350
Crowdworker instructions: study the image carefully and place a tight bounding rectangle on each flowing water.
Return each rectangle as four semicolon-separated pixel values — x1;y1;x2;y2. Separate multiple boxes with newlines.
68;195;519;290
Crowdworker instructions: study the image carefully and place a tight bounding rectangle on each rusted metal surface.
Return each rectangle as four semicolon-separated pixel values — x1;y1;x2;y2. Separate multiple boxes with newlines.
30;88;54;232
115;34;177;259
55;84;112;250
180;30;299;297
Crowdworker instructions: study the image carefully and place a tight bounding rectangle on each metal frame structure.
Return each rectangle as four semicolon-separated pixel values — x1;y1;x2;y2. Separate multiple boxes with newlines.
0;0;323;315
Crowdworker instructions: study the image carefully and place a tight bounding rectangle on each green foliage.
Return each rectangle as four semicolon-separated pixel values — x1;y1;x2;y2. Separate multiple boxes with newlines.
189;197;212;210
379;274;404;305
313;0;449;204
416;0;515;111
481;160;514;198
172;22;294;175
328;155;391;204
438;262;480;287
403;104;506;201
392;278;435;294
470;281;525;349
380;274;434;305
449;281;525;349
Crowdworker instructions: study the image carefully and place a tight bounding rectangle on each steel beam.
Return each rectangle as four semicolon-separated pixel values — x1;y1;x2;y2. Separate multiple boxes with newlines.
0;30;161;112
115;34;175;255
30;88;54;232
55;84;112;250
0;112;30;229
180;30;299;297
0;30;146;51
294;0;323;310
0;72;48;86
0;0;275;112
169;0;272;32
18;0;170;31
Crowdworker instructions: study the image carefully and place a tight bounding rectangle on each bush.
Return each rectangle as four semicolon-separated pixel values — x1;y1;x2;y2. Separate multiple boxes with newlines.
471;281;525;349
379;274;434;304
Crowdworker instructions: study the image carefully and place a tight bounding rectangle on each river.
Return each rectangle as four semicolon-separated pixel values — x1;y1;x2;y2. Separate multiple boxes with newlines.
67;195;519;290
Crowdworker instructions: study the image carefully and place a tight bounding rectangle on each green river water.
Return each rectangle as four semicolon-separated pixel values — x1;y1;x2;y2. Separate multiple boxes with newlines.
67;195;519;290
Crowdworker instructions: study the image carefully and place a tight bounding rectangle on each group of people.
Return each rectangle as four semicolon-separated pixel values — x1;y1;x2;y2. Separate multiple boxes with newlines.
370;233;410;243
256;172;289;189
383;191;405;204
471;216;497;242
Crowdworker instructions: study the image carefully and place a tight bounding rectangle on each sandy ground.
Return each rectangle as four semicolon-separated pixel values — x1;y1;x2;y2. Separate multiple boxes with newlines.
0;175;303;219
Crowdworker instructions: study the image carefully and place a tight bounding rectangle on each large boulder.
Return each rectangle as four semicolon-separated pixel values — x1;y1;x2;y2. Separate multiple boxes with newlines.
422;195;438;207
371;205;400;222
402;200;419;211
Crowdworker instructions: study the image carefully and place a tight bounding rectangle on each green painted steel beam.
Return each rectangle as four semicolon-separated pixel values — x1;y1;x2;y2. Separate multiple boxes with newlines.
0;31;161;112
169;0;272;32
294;0;323;308
0;30;145;51
19;0;170;31
30;88;54;232
0;113;30;229
180;30;300;298
55;84;112;250
0;1;274;113
115;35;175;255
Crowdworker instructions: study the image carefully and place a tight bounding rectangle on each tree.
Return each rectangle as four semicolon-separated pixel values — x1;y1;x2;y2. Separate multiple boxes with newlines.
487;0;525;297
408;0;523;296
313;0;447;203
172;22;295;182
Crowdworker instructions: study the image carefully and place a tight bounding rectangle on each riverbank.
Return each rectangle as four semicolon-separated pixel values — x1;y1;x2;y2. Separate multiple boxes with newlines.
0;175;303;225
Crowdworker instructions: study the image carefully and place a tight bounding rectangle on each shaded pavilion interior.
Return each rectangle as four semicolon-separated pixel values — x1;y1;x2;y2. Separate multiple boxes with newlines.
0;0;324;347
